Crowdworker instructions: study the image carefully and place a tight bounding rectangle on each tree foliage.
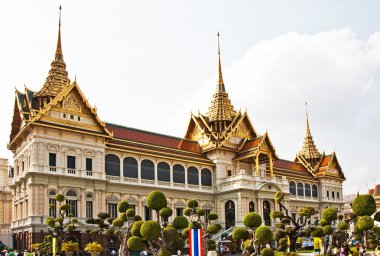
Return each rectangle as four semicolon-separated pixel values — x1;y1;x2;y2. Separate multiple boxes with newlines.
352;195;377;216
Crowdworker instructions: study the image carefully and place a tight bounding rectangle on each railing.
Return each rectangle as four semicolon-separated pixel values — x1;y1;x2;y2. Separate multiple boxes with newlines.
49;167;56;172
106;175;119;181
67;169;76;174
86;171;93;176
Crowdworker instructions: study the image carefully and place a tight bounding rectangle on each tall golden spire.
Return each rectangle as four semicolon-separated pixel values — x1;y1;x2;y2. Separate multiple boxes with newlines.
35;5;70;98
207;32;236;124
298;103;321;165
217;32;225;92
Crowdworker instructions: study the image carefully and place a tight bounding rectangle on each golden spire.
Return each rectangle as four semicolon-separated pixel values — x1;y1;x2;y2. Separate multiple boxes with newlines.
217;32;225;92
207;32;236;123
298;102;321;164
35;5;70;98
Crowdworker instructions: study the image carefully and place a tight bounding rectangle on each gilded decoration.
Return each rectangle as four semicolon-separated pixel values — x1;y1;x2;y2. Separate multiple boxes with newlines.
63;92;82;113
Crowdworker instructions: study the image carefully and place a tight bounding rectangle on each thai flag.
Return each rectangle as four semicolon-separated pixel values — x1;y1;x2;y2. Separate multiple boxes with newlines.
189;228;203;256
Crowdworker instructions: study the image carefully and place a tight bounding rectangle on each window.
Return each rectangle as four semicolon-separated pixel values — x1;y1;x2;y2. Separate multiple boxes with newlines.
141;160;154;180
157;162;170;182
332;191;335;199
86;158;92;171
144;206;152;220
249;201;255;212
305;184;311;197
22;161;25;172
49;153;57;171
312;185;318;198
16;166;19;176
297;182;304;196
67;156;76;169
77;116;81;121
105;154;120;176
123;157;138;178
227;170;232;177
292;213;296;221
66;190;77;197
86;201;93;219
187;166;199;185
49;198;56;217
176;208;183;217
63;113;66;118
70;114;74;120
337;192;340;200
289;181;296;195
66;200;78;217
108;203;117;218
204;210;211;223
173;164;185;183
327;191;330;199
201;168;212;186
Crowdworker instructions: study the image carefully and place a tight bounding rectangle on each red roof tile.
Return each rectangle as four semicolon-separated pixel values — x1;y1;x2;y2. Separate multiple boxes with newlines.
106;123;202;153
320;155;331;167
240;137;262;151
274;159;308;173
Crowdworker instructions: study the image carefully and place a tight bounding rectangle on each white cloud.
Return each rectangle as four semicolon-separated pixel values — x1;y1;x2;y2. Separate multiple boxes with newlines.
184;27;380;194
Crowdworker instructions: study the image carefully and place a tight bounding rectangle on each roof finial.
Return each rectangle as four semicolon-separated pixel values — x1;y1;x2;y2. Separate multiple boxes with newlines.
217;32;225;92
56;5;63;56
305;101;310;131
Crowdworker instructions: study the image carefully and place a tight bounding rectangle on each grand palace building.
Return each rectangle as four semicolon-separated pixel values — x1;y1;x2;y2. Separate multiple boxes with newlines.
5;11;346;250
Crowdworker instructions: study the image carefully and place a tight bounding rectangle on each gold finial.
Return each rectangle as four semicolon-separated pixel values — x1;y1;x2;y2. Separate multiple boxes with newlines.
56;5;62;56
217;32;225;92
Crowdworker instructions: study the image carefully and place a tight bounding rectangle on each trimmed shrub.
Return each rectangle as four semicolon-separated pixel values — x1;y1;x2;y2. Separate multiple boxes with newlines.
298;207;316;217
338;222;349;231
126;209;136;218
244;245;254;254
208;213;218;220
323;225;333;235
55;194;65;202
358;216;374;231
133;215;142;221
147;191;167;211
184;208;192;216
320;218;330;227
97;212;110;220
261;248;275;256
352;195;376;216
141;220;161;240
164;227;179;242
188;222;202;229
159;207;173;218
182;228;189;238
117;200;130;213
196;208;205;216
158;250;171;256
311;227;324;237
374;211;380;222
273;229;287;241
208;239;217;251
270;211;284;220
243;212;262;228
322;208;337;222
232;227;249;241
127;236;144;251
112;218;124;228
187;199;199;208
206;224;220;235
173;216;189;230
131;220;144;237
255;226;273;242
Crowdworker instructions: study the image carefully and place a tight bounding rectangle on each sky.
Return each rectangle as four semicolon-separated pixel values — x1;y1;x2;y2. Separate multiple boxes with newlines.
0;1;379;195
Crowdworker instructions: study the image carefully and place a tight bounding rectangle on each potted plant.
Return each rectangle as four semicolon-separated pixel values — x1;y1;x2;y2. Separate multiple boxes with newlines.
85;242;103;256
61;241;78;256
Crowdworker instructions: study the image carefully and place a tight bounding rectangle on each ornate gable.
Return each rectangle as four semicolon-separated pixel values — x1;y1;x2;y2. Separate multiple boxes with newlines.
317;152;345;180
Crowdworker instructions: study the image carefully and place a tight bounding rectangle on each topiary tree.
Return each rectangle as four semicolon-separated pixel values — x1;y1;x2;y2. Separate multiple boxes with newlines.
231;227;249;252
242;212;264;254
126;191;189;256
45;194;77;254
271;192;317;252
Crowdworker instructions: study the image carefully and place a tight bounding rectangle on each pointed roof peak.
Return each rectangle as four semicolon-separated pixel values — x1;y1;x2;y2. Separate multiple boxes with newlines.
35;6;70;98
206;32;236;123
298;103;320;163
217;32;225;93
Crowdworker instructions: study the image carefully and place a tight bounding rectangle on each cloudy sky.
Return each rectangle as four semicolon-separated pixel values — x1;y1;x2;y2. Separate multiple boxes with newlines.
0;1;379;194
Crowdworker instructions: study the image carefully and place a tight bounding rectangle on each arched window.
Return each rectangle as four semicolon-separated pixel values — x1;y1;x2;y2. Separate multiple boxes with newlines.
249;201;255;212
305;184;311;197
123;157;138;178
297;182;304;196
157;162;170;182
187;166;199;185
105;154;120;176
141;160;154;180
312;185;318;198
173;164;185;184
225;200;235;229
49;191;56;196
289;181;296;195
201;168;212;186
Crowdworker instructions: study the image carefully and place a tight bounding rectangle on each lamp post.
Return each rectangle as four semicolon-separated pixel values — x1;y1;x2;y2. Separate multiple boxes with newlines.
190;207;198;227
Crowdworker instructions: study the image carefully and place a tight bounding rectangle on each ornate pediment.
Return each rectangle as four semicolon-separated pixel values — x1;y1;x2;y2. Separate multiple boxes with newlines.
174;201;186;208
62;91;82;113
106;194;119;202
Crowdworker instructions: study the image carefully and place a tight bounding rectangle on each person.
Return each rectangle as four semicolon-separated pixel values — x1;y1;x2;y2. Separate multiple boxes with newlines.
360;245;366;256
177;249;181;256
332;247;338;255
344;243;351;256
340;245;345;256
356;242;361;253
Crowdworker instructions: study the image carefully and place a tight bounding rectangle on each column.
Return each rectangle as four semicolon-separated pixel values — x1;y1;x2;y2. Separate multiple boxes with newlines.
120;156;123;182
269;155;274;177
255;154;259;175
137;160;141;184
170;164;174;188
154;161;158;186
198;167;202;189
185;166;188;189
